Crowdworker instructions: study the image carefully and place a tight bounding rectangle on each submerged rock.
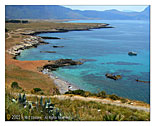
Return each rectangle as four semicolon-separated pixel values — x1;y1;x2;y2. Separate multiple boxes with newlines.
106;61;141;65
136;79;150;83
79;59;97;63
105;73;122;80
53;46;64;48
54;59;83;66
40;51;56;53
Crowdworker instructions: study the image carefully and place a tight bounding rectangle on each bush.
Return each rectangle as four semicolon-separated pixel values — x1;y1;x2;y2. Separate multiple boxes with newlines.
97;91;106;98
120;98;128;103
65;89;85;96
33;88;42;93
109;94;120;100
83;91;92;97
11;82;21;89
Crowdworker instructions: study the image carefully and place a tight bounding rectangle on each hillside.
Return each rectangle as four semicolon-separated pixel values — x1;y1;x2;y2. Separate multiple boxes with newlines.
5;5;150;20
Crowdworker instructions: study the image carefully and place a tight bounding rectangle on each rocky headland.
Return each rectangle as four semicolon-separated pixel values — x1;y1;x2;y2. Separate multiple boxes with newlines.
21;23;113;36
43;59;83;72
7;36;48;58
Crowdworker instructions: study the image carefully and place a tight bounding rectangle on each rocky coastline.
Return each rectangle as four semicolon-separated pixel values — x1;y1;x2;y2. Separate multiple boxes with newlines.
7;23;113;59
7;36;48;58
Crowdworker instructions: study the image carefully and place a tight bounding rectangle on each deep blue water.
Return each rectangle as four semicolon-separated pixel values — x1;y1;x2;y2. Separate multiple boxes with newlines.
17;20;150;103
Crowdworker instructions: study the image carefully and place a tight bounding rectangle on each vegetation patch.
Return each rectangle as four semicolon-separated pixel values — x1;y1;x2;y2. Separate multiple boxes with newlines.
33;88;42;93
5;93;79;121
65;90;121;101
11;82;22;89
5;92;150;121
96;91;107;98
31;88;45;95
108;94;120;100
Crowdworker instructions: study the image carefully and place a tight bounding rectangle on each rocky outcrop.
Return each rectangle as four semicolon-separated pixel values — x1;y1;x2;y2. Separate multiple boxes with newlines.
128;52;137;56
105;74;122;80
53;46;64;48
39;36;61;39
136;79;150;83
43;59;83;71
7;36;48;57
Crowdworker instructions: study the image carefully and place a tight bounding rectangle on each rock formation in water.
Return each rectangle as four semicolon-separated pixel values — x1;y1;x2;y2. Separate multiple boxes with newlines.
43;59;83;71
105;73;122;80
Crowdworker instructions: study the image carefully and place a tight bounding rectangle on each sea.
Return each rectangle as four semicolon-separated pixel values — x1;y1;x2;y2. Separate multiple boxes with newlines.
16;20;150;103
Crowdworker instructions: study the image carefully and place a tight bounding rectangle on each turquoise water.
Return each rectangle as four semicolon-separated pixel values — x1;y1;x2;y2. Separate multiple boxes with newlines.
17;20;150;103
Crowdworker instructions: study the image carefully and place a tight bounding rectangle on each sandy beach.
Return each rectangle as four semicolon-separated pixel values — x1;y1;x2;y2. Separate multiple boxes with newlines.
43;69;79;94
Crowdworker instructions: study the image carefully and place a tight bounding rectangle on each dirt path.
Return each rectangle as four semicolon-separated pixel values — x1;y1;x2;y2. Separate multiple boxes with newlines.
13;93;150;112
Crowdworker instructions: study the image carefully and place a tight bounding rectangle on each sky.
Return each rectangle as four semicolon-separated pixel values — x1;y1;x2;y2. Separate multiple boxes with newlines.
63;5;148;12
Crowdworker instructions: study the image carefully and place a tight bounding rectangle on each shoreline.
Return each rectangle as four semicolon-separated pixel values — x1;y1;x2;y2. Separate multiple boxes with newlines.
43;69;79;94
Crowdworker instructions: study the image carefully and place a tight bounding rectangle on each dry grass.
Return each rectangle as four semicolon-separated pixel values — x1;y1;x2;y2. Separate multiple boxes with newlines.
5;63;58;95
6;22;103;32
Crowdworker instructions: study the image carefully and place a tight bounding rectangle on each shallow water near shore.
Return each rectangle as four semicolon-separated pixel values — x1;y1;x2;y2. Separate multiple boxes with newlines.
17;20;150;103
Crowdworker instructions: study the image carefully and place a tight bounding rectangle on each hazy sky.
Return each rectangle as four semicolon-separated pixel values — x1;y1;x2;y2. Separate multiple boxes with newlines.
63;5;148;12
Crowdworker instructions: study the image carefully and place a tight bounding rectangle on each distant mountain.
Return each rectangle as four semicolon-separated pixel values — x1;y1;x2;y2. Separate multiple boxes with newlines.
5;5;150;20
5;5;86;19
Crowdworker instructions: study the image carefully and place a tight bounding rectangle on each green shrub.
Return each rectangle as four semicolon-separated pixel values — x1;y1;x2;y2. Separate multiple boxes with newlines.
83;91;92;97
40;91;44;95
109;94;120;100
120;98;128;103
11;82;21;89
65;89;85;96
33;88;42;93
97;91;106;98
